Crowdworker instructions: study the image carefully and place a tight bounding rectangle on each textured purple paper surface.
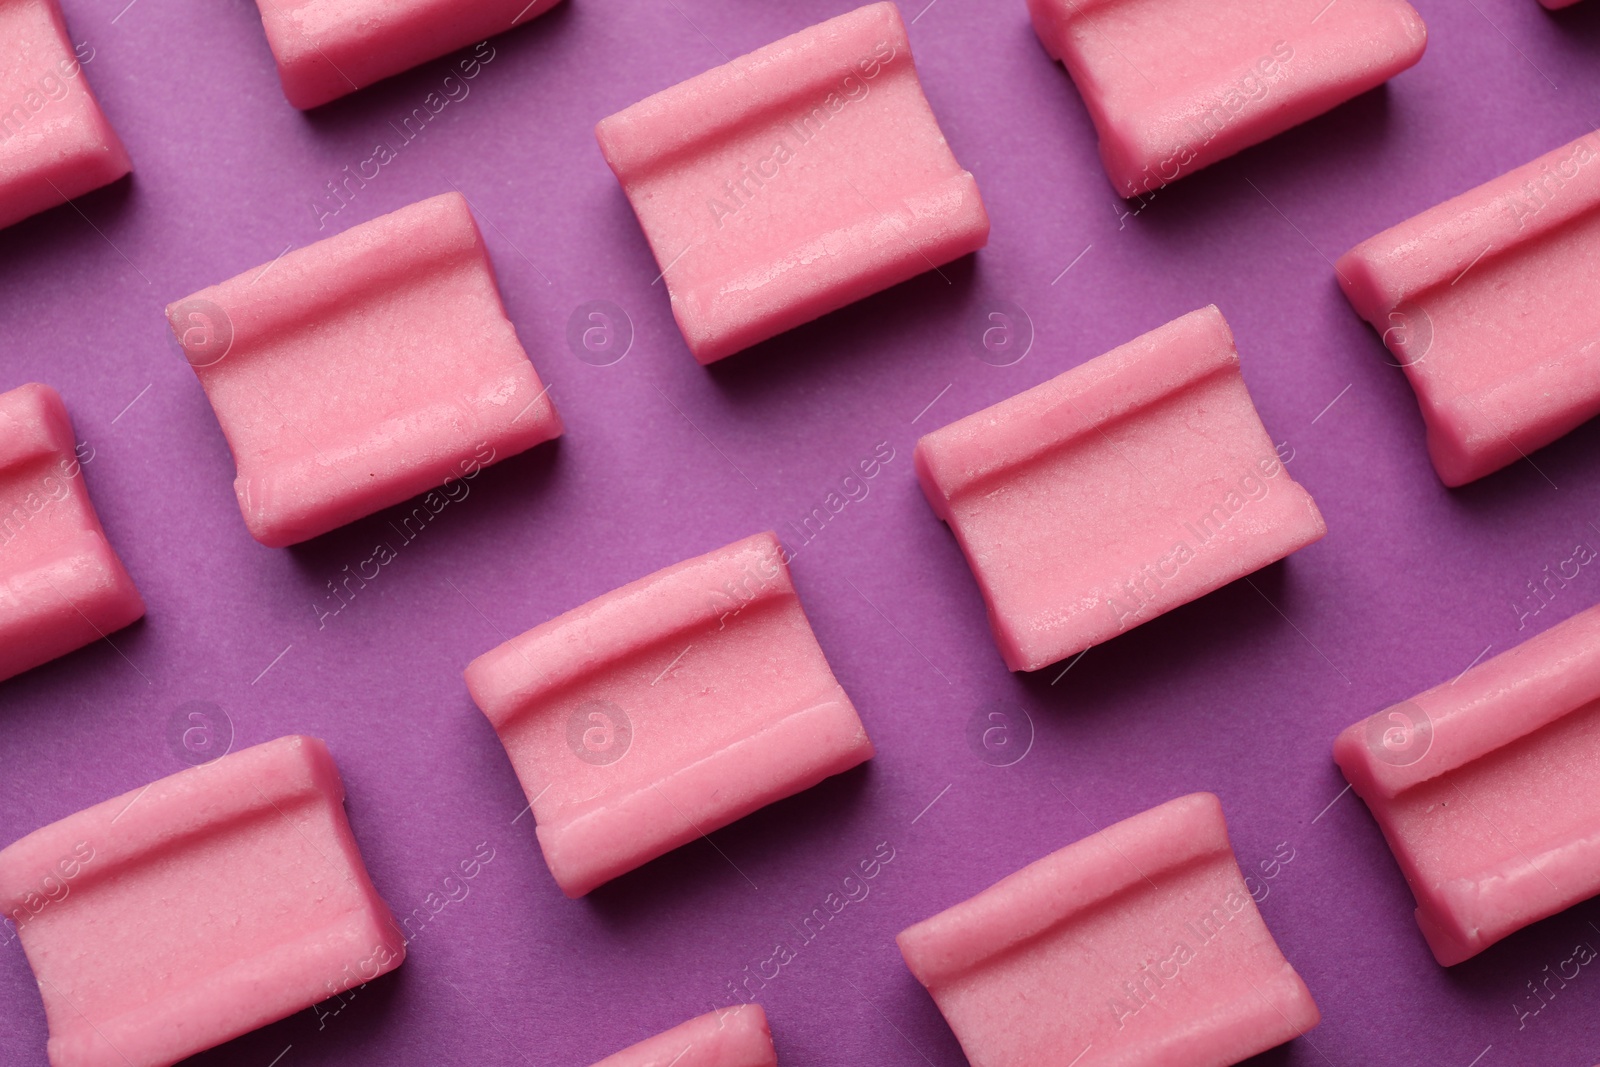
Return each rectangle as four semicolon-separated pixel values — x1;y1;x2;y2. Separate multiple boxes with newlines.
3;0;1600;1064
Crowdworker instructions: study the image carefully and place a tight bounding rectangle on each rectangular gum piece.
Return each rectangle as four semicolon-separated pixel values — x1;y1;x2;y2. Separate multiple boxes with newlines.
1333;602;1600;965
0;736;406;1067
1336;131;1600;486
0;0;131;230
165;191;563;548
591;1005;776;1067
253;0;562;109
897;793;1320;1067
464;531;874;897
0;383;144;684
1027;0;1425;198
595;2;990;364
915;306;1325;673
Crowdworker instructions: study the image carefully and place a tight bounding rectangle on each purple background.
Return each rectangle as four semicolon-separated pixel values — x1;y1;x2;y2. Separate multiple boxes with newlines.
3;0;1600;1063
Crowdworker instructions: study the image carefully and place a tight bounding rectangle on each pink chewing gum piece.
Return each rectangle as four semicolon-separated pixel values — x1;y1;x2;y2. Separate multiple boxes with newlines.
915;306;1325;673
164;191;562;548
0;0;131;230
1333;602;1600;965
590;1005;777;1067
1028;0;1425;198
0;383;143;684
252;0;560;110
1336;131;1600;486
465;531;874;897
595;2;990;364
897;793;1320;1067
0;736;405;1067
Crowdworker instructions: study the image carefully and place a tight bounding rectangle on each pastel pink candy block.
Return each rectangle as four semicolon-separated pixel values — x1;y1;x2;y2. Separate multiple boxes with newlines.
0;383;143;683
590;1005;777;1067
0;736;406;1067
1334;602;1600;965
916;306;1325;673
252;0;561;110
465;531;874;897
897;793;1320;1067
0;0;131;230
1027;0;1426;198
165;191;562;548
595;2;990;364
1337;131;1600;486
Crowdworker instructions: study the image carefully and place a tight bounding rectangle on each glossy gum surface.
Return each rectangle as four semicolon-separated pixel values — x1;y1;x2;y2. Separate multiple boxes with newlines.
253;0;564;109
1337;131;1600;486
0;383;143;684
1334;602;1600;965
590;1005;777;1067
595;2;990;363
915;306;1325;672
897;793;1320;1067
165;191;562;548
1027;0;1426;197
0;0;131;230
465;531;874;897
0;736;405;1067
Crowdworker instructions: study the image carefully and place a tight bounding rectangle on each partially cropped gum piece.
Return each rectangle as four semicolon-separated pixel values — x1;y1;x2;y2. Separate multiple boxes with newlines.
590;1005;777;1067
0;736;405;1067
165;191;562;548
0;383;143;684
0;0;131;230
595;2;989;364
253;0;560;109
1028;0;1425;197
897;793;1320;1067
916;306;1325;672
465;531;874;897
1337;131;1600;486
1334;602;1600;965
